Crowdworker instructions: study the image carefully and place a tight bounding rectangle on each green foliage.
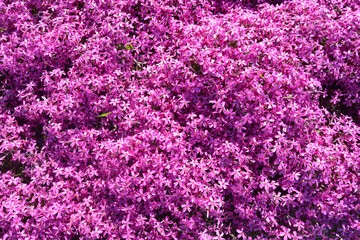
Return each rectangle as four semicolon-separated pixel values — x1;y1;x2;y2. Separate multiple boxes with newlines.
283;94;294;99
98;112;112;117
260;72;266;80
116;43;134;51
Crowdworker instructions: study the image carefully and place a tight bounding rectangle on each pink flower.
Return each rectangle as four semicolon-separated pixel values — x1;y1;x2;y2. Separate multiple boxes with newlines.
278;226;293;240
181;201;192;213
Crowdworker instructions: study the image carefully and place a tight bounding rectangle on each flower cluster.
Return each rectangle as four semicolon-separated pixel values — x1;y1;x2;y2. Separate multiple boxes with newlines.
0;0;359;239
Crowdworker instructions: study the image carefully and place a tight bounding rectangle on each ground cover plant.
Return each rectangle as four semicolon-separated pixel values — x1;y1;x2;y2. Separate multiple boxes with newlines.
0;0;360;239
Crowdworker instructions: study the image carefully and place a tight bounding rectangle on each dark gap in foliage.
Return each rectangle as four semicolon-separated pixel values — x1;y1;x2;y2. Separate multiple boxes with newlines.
126;156;136;167
253;0;288;6
210;0;230;14
75;0;85;11
151;103;161;111
31;123;45;153
130;2;151;25
247;231;264;238
27;2;44;24
320;83;360;125
0;152;31;184
274;186;288;196
3;21;16;34
80;36;87;44
251;187;261;197
212;0;287;13
155;210;175;222
0;72;6;85
223;191;234;202
30;7;40;18
64;120;77;130
173;112;187;127
4;95;20;115
0;74;6;101
70;234;84;240
63;58;73;78
261;0;286;5
269;171;282;181
35;82;46;99
173;13;180;20
46;6;57;20
255;163;265;173
15;116;27;127
189;60;204;76
21;216;32;225
268;153;276;165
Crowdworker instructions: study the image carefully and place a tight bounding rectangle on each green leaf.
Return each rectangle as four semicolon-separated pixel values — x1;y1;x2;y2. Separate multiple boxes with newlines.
260;73;266;80
125;44;134;50
116;43;134;51
283;94;294;99
98;112;112;117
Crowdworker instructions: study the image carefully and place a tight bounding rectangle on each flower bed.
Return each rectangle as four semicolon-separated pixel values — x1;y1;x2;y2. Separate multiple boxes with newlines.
0;0;359;239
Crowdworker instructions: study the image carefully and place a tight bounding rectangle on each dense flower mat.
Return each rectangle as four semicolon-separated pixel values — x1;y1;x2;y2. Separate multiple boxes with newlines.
0;0;360;239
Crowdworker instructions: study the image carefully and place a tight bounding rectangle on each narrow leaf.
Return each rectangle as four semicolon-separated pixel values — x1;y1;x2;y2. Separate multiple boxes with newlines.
260;73;266;80
98;112;112;117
